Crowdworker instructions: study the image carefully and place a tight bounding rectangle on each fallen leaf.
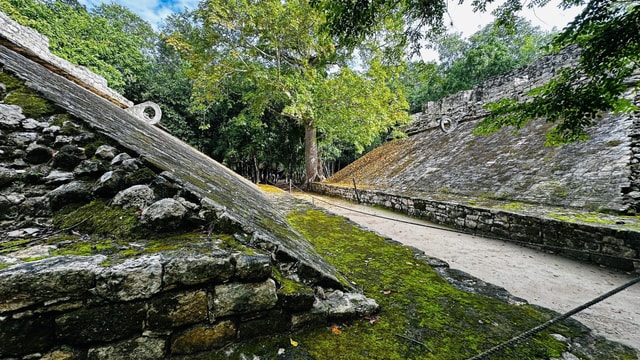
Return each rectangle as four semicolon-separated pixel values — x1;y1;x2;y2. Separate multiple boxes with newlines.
331;325;342;335
290;338;298;347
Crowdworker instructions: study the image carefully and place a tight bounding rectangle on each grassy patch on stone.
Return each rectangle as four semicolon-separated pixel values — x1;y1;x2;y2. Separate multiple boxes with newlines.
53;200;142;239
214;207;630;360
1;71;61;118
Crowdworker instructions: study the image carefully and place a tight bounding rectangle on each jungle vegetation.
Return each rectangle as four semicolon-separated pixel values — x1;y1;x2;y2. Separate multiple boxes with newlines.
1;0;637;181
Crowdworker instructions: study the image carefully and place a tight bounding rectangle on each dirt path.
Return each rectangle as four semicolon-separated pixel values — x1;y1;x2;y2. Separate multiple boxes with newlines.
292;193;640;351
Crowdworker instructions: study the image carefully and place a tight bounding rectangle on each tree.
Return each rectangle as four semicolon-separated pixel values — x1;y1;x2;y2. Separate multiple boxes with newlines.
315;0;640;144
401;17;549;113
475;0;639;144
2;0;154;93
168;0;409;184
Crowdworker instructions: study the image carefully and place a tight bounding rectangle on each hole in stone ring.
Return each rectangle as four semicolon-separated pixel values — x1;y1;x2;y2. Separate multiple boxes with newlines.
439;117;457;133
143;106;156;120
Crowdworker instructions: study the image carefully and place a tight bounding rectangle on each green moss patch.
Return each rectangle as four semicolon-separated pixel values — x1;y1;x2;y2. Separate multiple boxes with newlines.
1;71;60;118
53;200;141;239
211;206;636;359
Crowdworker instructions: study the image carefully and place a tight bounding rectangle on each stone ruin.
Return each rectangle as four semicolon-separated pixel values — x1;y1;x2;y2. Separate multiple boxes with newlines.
0;12;378;359
315;46;640;272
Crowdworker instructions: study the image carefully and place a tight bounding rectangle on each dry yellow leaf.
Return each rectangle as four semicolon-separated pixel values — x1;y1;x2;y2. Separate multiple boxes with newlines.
290;338;299;347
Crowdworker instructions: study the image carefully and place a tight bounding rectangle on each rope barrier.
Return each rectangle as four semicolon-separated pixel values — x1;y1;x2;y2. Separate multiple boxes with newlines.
282;183;640;358
466;276;640;360
295;191;640;263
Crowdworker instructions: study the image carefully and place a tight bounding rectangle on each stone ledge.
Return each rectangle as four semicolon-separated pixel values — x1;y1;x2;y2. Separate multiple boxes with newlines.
0;12;133;108
311;183;640;272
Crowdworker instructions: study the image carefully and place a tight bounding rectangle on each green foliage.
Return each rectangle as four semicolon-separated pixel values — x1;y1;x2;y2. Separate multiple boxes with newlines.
401;18;550;112
169;0;410;182
317;0;639;146
476;0;639;144
2;0;154;93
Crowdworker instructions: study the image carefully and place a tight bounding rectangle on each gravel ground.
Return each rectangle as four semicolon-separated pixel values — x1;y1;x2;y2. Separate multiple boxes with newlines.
292;192;640;352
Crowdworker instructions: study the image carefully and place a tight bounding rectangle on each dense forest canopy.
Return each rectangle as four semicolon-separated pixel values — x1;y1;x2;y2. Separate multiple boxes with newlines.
1;0;637;181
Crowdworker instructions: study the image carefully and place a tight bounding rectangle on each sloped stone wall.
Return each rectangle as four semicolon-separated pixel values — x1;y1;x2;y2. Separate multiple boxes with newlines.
320;46;640;272
0;14;379;359
329;47;638;213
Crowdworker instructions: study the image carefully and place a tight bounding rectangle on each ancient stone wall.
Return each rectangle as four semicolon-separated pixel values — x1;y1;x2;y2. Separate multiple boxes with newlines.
1;251;377;359
310;183;640;272
328;46;639;213
0;13;378;359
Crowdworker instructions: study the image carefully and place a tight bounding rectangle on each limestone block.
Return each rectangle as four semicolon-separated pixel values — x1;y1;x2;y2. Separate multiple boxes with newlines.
320;290;379;321
47;181;93;211
113;185;156;211
212;279;278;318
232;252;272;281
147;290;208;329
0;166;18;187
0;255;105;313
55;302;146;344
94;255;163;301
93;145;117;160
140;198;187;231
170;320;236;355
87;336;166;360
0;314;55;357
0;104;25;129
41;348;82;360
162;252;234;287
73;159;107;179
238;310;291;340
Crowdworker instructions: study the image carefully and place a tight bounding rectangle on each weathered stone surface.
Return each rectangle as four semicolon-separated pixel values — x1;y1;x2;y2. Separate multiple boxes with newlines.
43;169;75;185
170;321;237;355
233;253;272;281
163;252;234;286
93;144;117;160
111;152;132;165
238;310;290;340
321;290;379;320
25;142;53;164
47;181;93;211
0;103;24;129
140;198;187;231
55;302;146;344
7;131;37;146
277;286;315;312
94;255;163;301
41;348;82;360
0;165;18;187
1;42;346;288
0;314;55;357
212;279;278;318
113;184;155;210
73;159;106;179
148;290;208;329
51;144;86;171
87;336;166;360
0;256;105;312
92;170;126;197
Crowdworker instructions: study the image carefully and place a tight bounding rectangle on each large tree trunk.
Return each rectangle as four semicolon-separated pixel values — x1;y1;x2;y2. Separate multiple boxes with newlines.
304;122;320;186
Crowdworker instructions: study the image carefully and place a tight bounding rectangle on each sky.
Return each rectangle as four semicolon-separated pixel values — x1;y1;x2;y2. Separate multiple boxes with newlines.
79;0;583;35
78;0;200;29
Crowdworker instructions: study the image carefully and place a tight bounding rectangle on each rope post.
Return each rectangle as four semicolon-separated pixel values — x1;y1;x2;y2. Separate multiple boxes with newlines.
352;178;361;204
